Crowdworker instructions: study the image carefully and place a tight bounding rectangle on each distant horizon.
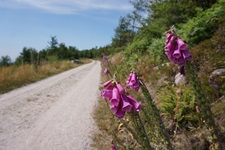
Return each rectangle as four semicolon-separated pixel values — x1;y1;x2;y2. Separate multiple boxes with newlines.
0;0;133;60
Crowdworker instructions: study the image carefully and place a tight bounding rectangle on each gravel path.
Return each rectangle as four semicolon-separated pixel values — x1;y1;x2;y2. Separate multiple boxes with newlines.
0;61;101;150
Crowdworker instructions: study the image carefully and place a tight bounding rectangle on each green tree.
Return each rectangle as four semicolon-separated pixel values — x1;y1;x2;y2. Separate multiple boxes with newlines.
112;16;135;48
47;36;59;56
0;55;11;66
15;47;38;64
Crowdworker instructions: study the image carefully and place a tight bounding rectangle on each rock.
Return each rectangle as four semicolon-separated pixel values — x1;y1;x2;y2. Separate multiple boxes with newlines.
209;68;225;90
175;73;187;86
156;76;168;87
71;59;80;64
172;128;210;150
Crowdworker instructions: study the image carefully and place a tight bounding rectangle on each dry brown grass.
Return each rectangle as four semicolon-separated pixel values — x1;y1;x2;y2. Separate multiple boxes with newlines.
0;59;90;94
91;67;113;149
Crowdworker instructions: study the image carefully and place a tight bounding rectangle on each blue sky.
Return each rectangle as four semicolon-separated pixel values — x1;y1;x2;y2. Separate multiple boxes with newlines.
0;0;133;60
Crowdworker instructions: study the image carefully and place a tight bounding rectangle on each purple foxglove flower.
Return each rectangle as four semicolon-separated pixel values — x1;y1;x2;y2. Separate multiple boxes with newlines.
165;48;173;58
103;80;114;90
168;35;176;44
126;72;140;92
126;72;132;84
165;42;175;52
115;108;125;119
166;31;174;44
112;144;116;150
172;46;181;59
110;87;121;106
121;94;133;112
165;30;192;65
182;50;192;61
127;95;141;112
110;104;118;113
101;89;112;100
176;56;185;65
110;101;125;119
103;54;108;60
166;33;172;42
104;69;109;75
116;83;125;95
177;38;187;50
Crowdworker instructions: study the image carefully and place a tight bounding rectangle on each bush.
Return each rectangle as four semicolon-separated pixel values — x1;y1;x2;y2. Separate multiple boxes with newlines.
148;37;167;66
177;0;225;46
157;85;200;131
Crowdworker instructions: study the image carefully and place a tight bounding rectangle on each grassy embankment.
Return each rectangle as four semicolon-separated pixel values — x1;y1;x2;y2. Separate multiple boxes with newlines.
0;59;91;94
92;1;225;149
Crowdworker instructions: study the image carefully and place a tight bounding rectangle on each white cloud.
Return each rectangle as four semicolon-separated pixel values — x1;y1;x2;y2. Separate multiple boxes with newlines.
0;0;132;14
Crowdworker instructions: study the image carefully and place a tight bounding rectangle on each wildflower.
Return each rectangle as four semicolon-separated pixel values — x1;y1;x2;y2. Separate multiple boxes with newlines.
126;72;140;92
101;80;141;119
104;69;109;75
126;95;141;112
103;54;108;60
103;80;114;90
164;30;192;65
116;82;125;95
101;89;112;100
111;144;116;150
121;94;133;112
110;87;120;106
176;88;181;95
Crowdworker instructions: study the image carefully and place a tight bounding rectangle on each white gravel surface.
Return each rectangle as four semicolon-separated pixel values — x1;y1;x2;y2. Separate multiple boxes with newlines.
0;61;101;150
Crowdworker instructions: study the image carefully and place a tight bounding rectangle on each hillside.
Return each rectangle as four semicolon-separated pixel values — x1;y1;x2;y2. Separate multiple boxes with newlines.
93;0;225;149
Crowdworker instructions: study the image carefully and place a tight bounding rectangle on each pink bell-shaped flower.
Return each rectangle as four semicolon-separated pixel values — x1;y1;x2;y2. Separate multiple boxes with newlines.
127;95;141;112
111;144;116;150
165;42;175;52
126;72;140;92
103;80;114;90
111;101;125;119
176;56;186;65
121;94;133;112
104;69;109;75
116;83;125;95
101;89;112;100
172;46;181;59
177;38;187;50
182;50;192;61
110;87;121;106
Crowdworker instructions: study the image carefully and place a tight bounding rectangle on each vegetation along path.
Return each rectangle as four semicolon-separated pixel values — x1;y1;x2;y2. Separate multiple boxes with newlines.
0;61;101;150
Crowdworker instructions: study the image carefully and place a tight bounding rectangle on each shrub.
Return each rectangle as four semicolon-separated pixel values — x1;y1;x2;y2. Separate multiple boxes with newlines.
177;0;225;46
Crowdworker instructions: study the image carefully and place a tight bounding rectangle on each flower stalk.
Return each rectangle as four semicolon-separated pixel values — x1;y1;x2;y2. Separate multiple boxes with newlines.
139;79;173;150
186;61;222;150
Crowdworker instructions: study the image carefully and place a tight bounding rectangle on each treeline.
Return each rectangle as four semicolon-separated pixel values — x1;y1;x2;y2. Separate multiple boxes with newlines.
0;36;111;66
14;36;109;65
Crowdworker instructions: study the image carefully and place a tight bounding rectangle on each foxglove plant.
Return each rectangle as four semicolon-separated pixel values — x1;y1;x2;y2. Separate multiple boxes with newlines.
101;58;165;149
104;69;109;75
101;80;141;119
165;26;222;149
164;27;192;75
164;30;192;66
126;72;140;92
111;144;116;150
